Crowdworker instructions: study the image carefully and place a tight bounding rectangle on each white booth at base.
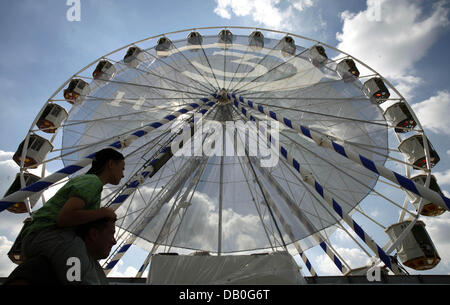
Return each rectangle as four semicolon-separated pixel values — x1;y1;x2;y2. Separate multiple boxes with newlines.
147;252;307;285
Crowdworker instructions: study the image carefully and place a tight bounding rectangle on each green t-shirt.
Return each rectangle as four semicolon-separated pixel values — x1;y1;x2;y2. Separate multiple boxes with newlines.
23;174;103;237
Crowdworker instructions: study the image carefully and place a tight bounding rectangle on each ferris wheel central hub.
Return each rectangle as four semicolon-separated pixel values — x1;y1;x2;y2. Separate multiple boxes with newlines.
217;88;230;104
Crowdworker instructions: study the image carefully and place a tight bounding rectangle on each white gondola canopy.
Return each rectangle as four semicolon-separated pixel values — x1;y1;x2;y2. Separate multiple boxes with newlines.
386;221;440;270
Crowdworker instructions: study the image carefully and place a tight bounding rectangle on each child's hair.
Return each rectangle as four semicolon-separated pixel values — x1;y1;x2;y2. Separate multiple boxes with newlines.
86;148;125;175
75;217;115;240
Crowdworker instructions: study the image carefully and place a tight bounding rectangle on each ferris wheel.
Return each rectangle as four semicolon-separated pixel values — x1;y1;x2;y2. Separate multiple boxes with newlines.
1;26;449;283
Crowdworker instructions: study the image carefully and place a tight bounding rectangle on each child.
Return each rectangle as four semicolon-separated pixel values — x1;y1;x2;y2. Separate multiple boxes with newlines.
20;148;125;284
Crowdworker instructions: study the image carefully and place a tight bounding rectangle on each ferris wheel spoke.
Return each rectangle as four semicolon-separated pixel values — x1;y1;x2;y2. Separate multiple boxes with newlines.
233;126;279;250
197;41;221;90
279;150;379;269
108;57;213;96
229;38;295;93
233;47;317;94
225;41;252;92
46;103;193;131
231;106;336;227
104;155;206;273
254;157;350;274
139;47;215;93
77;76;208;97
107;101;218;213
234;96;450;213
281;131;417;219
170;44;219;92
223;39;227;89
235;98;410;274
248;103;387;127
0;100;216;213
236;63;341;95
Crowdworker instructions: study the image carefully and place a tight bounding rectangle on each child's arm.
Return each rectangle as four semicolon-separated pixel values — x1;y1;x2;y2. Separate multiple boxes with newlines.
56;197;116;228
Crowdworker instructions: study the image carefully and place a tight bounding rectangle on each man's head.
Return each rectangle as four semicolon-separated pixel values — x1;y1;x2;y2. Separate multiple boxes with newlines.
76;217;117;260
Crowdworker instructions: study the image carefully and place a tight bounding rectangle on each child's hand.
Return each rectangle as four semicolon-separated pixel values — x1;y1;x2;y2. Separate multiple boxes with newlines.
100;207;117;221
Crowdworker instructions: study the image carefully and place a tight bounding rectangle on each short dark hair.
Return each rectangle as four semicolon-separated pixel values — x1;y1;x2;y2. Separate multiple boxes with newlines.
76;217;115;240
86;148;124;175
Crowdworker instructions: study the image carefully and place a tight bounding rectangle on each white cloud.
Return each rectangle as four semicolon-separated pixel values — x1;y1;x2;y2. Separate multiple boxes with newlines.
336;0;449;100
291;0;315;12
411;90;450;135
434;169;450;185
213;0;311;31
0;235;16;276
314;246;371;275
107;259;141;278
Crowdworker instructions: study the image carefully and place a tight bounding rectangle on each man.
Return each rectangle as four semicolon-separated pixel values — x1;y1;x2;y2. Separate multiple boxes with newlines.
4;217;117;285
74;217;118;284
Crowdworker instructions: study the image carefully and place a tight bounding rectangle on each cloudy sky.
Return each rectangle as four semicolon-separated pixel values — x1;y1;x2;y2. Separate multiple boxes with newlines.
0;0;450;279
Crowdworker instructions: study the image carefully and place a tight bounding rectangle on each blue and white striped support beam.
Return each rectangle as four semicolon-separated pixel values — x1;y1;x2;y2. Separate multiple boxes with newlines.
233;94;450;213
109;147;172;211
233;100;406;275
135;158;210;278
256;180;317;277
0;98;215;213
104;234;138;274
103;156;203;274
319;241;346;274
251;156;348;274
108;102;215;211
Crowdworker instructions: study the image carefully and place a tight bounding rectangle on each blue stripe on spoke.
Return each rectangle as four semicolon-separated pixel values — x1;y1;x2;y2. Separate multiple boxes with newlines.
164;115;176;121
441;195;450;209
293;159;300;172
23;181;53;192
353;221;366;242
283;118;293;128
269;111;277;120
127;181;139;189
57;165;84;175
112;194;129;204
149;122;163;129
377;246;392;269
360;155;379;175
280;147;288;159
334;256;343;271
119;244;132;253
332;142;347;158
106;260;119;270
132;130;147;137
314;181;324;198
109;141;122;149
394;172;419;195
300;126;312;138
305;259;312;271
332;199;343;218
